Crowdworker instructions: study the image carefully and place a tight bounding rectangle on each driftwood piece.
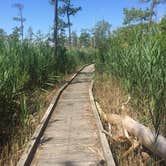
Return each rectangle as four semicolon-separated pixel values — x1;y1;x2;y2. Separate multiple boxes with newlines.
96;102;166;162
122;116;166;162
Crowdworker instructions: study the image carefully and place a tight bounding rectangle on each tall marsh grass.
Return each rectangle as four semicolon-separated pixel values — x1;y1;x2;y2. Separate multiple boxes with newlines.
0;31;95;164
0;34;94;126
96;24;166;136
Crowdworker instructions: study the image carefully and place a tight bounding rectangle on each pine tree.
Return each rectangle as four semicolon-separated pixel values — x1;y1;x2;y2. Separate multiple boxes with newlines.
59;0;81;47
12;3;26;41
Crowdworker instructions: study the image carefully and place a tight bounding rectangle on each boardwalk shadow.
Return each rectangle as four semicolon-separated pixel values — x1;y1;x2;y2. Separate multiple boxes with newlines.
61;160;106;166
40;137;53;144
49;119;60;124
62;161;76;166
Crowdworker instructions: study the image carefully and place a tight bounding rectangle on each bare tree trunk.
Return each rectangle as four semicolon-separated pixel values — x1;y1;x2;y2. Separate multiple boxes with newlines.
13;4;25;42
149;0;156;23
67;10;71;47
66;0;71;47
96;104;166;162
54;0;58;55
123;116;166;160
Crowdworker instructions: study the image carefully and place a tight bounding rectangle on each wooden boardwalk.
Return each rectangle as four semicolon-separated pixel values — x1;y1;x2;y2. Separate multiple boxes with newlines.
31;65;106;166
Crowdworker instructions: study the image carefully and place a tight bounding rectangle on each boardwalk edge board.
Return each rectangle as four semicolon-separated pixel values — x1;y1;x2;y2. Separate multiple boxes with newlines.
17;65;87;166
89;81;116;166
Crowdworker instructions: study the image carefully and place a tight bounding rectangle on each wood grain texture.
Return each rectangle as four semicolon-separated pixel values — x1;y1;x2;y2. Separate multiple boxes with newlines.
31;65;105;166
17;65;87;166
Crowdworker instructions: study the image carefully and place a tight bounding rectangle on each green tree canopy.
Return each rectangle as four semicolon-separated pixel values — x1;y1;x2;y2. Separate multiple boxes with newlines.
79;30;91;48
59;0;81;46
123;7;151;25
93;20;111;48
139;0;166;22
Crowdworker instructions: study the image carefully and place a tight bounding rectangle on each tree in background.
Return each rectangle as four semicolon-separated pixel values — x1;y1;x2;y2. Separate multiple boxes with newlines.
93;20;111;64
93;20;111;48
47;17;68;47
123;7;151;25
71;31;78;48
0;28;6;41
59;0;81;47
9;27;21;41
79;29;91;48
140;0;166;22
27;27;34;41
50;0;59;55
12;3;26;41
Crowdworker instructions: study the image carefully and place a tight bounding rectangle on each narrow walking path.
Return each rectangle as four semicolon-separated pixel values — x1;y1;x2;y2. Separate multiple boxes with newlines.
31;65;105;166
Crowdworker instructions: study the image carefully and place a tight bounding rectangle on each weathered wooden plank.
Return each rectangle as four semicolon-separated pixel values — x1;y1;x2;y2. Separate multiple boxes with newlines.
18;65;113;166
17;65;88;166
30;65;105;166
89;81;116;166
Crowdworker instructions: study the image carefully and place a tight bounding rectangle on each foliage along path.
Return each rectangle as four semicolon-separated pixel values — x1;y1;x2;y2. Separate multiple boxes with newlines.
31;65;105;165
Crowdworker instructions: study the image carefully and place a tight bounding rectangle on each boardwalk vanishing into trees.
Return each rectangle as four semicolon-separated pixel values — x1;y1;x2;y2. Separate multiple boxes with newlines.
18;65;112;166
1;1;166;165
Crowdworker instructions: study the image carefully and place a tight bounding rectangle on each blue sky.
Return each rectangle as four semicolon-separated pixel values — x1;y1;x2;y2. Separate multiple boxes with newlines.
0;0;165;36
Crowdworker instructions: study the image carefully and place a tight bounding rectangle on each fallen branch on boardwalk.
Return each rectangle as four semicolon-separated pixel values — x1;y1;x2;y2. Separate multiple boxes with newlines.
95;102;166;162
